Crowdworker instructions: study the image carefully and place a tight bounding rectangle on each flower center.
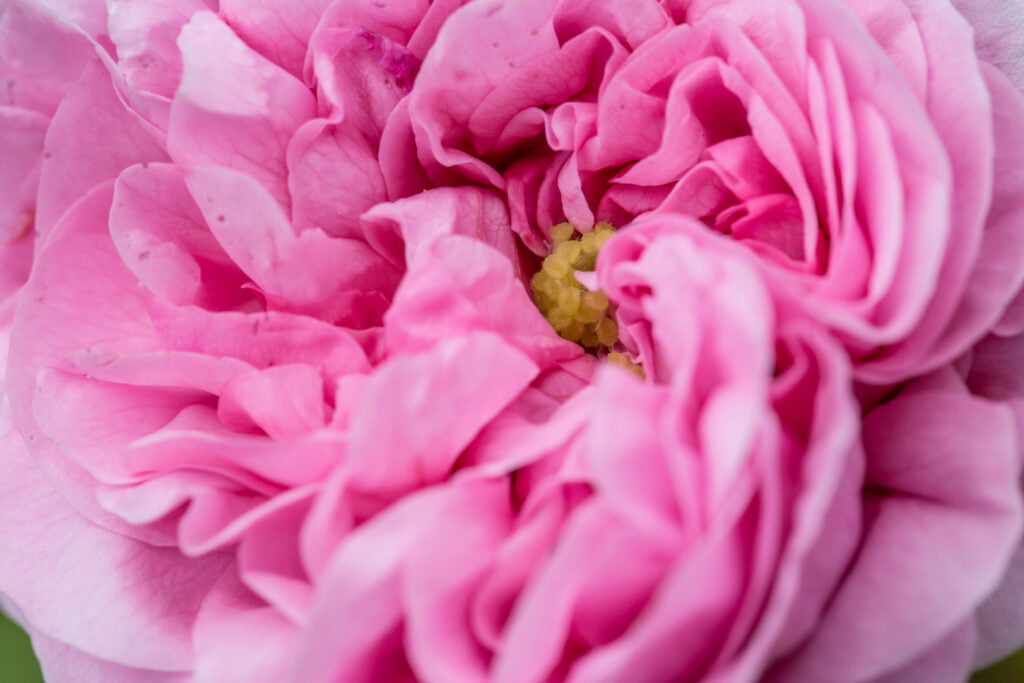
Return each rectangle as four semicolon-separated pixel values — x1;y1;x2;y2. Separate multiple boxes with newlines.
531;222;643;378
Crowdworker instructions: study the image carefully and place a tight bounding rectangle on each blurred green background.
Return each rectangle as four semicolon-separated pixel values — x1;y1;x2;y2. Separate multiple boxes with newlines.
2;607;1024;681
0;611;42;682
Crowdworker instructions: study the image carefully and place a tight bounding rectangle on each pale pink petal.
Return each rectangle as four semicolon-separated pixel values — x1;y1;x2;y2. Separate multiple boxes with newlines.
498;503;738;683
974;541;1024;666
169;11;316;208
26;625;188;683
837;0;1004;377
293;488;445;682
192;571;299;683
552;0;670;50
127;419;346;491
0;225;32;306
725;326;864;679
408;0;562;187
310;0;463;62
183;165;401;327
378;96;430;200
287;118;387;239
0;400;232;671
36;61;169;238
951;0;1024;92
385;234;580;368
0;0;93;116
361;186;518;268
57;348;252;394
217;364;326;438
403;477;514;683
872;621;976;683
236;490;317;622
147;300;371;384
7;183;168;541
220;0;331;77
774;370;1022;681
107;0;208;100
468;474;577;650
111;163;253;310
0;106;46;242
966;332;1024;665
346;332;538;498
175;483;312;556
97;470;268;531
33;0;107;38
980;63;1024;337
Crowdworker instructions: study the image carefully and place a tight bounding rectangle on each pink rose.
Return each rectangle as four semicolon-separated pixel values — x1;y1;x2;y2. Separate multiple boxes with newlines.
404;0;1024;382
1;0;1023;681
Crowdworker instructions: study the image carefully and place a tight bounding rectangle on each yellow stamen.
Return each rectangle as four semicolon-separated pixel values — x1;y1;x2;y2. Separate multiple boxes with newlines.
608;351;646;379
529;221;640;379
554;240;582;264
550;222;575;244
582;290;608;314
542;255;572;280
557;287;581;315
596;317;618;347
563;319;585;342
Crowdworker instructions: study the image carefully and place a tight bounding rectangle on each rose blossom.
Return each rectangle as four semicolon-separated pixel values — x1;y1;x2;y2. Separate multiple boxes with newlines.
1;1;1024;682
404;0;1024;382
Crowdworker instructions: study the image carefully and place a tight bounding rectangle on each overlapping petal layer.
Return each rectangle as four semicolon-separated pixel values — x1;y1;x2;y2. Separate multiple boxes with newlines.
1;0;1024;681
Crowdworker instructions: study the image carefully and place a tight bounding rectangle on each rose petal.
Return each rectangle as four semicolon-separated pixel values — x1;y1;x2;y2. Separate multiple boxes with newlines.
36;61;169;238
220;0;331;78
169;11;316;208
775;369;1022;681
0;398;231;670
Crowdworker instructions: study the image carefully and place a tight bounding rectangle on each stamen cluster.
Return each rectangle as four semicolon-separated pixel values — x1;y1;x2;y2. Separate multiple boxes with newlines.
529;222;645;379
531;222;618;348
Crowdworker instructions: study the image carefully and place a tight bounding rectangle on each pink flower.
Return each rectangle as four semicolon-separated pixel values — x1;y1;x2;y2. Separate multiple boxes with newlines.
286;215;869;681
404;0;1024;382
1;0;1023;682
